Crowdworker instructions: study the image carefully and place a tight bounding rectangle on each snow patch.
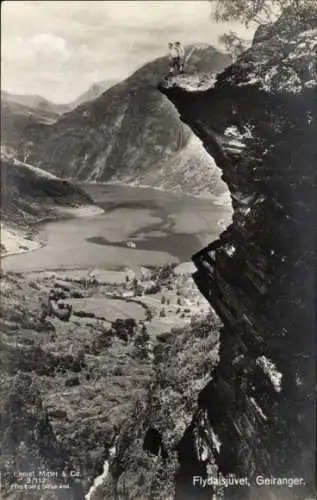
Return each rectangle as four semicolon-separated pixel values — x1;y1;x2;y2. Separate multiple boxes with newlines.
224;125;253;141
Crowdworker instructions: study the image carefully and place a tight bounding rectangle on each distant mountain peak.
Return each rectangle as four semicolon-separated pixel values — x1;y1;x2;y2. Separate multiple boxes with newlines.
68;79;119;109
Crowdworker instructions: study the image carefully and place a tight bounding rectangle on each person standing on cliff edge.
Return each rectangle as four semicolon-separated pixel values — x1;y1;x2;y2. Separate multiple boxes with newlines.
168;42;179;75
175;41;185;73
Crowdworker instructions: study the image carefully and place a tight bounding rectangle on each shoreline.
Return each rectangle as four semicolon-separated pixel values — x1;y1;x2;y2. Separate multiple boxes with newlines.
1;184;230;267
78;180;232;205
1;204;104;260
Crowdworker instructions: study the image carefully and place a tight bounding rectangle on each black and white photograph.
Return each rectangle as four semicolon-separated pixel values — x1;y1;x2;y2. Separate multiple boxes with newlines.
1;1;316;499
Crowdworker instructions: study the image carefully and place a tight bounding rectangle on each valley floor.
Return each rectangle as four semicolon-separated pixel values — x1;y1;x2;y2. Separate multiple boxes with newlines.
0;261;214;499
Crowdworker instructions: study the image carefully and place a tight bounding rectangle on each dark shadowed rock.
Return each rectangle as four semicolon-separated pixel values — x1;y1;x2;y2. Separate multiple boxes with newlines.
160;7;316;500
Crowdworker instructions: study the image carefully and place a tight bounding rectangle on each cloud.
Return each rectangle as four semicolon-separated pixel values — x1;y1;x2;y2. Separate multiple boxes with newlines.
29;34;69;58
3;33;70;65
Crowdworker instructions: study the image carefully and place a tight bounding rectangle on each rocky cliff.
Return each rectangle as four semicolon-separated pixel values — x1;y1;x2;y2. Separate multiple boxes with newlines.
22;46;231;197
158;7;316;500
97;8;316;500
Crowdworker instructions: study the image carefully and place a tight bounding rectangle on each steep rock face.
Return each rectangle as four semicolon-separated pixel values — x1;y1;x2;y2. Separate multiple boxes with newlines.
160;9;316;500
25;46;231;197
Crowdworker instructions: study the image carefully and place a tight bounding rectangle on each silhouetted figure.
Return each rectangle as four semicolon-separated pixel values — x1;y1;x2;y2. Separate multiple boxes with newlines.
175;41;185;73
168;42;180;75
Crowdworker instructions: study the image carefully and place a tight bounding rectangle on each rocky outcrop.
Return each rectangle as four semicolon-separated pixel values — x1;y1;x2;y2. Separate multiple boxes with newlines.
22;46;231;197
159;7;316;500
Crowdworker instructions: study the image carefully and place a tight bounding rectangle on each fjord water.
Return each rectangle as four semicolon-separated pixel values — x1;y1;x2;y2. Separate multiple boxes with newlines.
2;184;232;272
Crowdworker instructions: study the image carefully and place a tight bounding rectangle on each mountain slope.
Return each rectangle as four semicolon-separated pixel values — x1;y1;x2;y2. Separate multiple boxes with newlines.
0;150;93;254
1;92;63;152
26;45;231;197
1;153;92;226
0;149;95;254
1;91;69;115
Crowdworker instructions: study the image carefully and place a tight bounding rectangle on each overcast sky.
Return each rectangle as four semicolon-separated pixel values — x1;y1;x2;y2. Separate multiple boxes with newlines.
1;0;253;103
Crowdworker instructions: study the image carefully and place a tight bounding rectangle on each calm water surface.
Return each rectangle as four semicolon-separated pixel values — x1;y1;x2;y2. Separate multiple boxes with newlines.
2;184;232;272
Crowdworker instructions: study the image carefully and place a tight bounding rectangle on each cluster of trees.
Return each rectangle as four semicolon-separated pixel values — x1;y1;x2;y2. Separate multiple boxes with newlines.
6;344;86;376
111;318;137;342
210;0;317;57
150;263;176;282
124;264;178;299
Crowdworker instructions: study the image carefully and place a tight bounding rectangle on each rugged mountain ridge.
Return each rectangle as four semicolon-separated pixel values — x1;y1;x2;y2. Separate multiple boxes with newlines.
98;7;316;500
21;45;231;197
